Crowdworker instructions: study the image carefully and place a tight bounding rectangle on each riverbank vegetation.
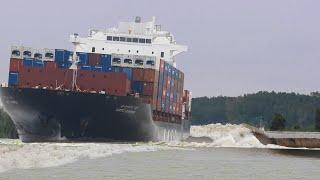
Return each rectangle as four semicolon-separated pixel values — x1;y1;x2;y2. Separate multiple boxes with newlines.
192;91;320;131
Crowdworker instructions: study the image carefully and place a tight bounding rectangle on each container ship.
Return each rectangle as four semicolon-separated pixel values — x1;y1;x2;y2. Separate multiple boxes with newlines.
0;17;192;142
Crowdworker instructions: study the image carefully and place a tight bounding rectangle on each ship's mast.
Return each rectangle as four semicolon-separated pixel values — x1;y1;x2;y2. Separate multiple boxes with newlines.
70;33;80;91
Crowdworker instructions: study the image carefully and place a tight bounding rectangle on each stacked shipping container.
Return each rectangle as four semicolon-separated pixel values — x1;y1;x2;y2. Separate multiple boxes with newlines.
8;49;187;122
156;60;184;116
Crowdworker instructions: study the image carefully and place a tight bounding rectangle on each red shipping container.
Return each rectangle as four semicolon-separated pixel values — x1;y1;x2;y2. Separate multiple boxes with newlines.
142;82;154;96
172;103;177;115
156;97;161;111
76;71;129;96
45;61;57;70
132;68;144;81
88;53;101;66
162;89;166;98
159;59;165;71
166;77;171;89
176;104;180;116
18;66;72;90
19;67;45;88
143;69;159;82
9;58;22;72
174;79;178;93
152;83;158;110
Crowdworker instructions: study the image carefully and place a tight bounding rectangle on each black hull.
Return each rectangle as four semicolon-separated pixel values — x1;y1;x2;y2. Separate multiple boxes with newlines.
0;87;187;142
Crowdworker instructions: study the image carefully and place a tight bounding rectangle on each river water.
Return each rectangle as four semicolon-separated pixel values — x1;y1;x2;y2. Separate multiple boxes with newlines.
0;124;319;179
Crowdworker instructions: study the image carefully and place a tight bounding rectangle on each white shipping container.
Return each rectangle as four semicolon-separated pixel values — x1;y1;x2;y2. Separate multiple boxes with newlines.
10;46;23;59
43;49;55;61
111;54;122;67
21;46;33;59
121;54;134;68
33;49;44;60
144;56;157;69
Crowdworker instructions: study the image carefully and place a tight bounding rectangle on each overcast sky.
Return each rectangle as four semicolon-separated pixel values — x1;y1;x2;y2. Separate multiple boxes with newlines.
1;0;320;97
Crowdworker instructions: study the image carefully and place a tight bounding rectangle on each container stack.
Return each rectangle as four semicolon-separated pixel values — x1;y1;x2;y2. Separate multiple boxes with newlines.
132;68;159;109
54;49;73;68
77;52;112;72
156;60;184;116
8;46;188;119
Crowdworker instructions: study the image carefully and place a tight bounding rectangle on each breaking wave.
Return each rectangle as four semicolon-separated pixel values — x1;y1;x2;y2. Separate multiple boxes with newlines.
169;123;283;148
0;123;284;173
0;140;174;173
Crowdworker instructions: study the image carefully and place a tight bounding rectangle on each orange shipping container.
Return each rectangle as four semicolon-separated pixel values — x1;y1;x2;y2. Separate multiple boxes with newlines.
142;82;154;96
76;71;130;96
45;61;57;70
132;68;144;81
156;97;161;111
143;69;159;82
9;58;22;72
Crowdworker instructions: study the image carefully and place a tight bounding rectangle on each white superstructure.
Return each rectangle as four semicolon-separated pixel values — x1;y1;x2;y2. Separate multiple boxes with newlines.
70;17;187;69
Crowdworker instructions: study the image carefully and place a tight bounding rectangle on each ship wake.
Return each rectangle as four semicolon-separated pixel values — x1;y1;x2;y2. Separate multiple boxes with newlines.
0;123;286;173
0;140;175;173
169;123;284;148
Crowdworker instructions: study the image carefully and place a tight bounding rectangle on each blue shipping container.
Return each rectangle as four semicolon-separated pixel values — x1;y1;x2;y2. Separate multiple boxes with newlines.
112;66;121;73
102;66;112;72
57;62;72;69
33;60;44;67
176;70;180;80
92;66;103;72
173;93;178;102
101;54;111;66
55;49;73;63
81;65;91;70
121;67;132;80
8;72;18;86
157;81;163;99
23;58;33;66
172;68;175;78
132;81;144;94
77;52;89;65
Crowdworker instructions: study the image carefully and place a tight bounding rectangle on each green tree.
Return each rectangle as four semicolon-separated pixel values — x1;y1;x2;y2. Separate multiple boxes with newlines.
191;91;320;130
315;108;320;131
270;113;286;131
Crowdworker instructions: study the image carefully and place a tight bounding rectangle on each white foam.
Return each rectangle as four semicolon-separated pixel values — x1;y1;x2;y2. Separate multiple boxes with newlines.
0;123;297;173
0;140;174;173
168;123;285;149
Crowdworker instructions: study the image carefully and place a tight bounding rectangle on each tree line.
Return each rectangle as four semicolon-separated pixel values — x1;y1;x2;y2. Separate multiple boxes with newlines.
191;91;320;131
